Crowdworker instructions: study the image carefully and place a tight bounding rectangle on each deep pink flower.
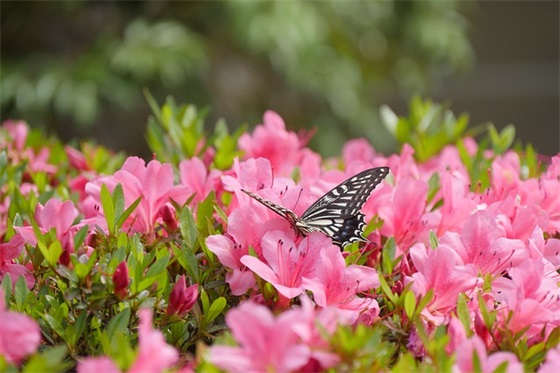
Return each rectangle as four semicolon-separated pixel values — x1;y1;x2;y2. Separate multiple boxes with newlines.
241;231;323;300
85;157;176;237
238;111;303;176
453;335;522;373
113;261;129;300
207;301;311;373
128;309;179;373
0;234;34;289
77;356;120;373
15;198;80;266
302;245;380;323
0;288;41;365
167;275;198;317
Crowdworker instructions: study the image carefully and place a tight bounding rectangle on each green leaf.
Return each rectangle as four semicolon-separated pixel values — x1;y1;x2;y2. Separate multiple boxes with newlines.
23;345;70;373
100;184;115;235
180;206;198;249
429;231;439;249
112;183;125;222
403;290;416;320
14;275;29;308
107;308;131;340
378;274;397;305
116;196;142;231
205;297;226;325
456;294;471;333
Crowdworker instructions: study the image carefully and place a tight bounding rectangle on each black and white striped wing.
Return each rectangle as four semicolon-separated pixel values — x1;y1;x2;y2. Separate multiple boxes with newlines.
300;167;390;247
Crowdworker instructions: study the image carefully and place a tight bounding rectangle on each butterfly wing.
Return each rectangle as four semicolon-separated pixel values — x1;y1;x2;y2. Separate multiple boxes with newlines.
300;167;389;247
240;188;301;224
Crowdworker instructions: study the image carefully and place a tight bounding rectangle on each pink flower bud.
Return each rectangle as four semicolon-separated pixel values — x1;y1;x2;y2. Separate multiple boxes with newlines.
113;261;129;300
167;275;198;317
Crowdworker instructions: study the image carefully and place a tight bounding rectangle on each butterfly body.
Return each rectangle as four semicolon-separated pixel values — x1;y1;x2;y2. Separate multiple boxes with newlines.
241;167;389;248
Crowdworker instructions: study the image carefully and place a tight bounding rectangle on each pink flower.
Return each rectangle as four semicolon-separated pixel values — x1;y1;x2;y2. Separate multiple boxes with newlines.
453;336;522;373
539;346;560;373
85;157;176;238
78;356;120;373
241;231;322;300
113;261;129;300
207;301;311;373
128;309;179;373
372;175;428;251
0;288;41;365
302;245;380;323
406;244;480;323
167;275;198;317
440;210;529;275
0;234;34;289
15;198;80;266
238;111;303;176
492;260;560;337
171;157;221;205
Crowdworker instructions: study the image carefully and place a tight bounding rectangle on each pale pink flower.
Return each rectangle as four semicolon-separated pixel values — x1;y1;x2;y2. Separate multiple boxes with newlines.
426;170;477;236
373;176;428;251
128;309;179;373
0;234;34;289
302;245;380;323
406;244;480;323
0;288;41;365
238;111;303;176
492;259;560;337
453;336;522;373
539;345;560;373
207;301;310;373
171;157;221;205
85;157;176;238
15;198;80;266
439;210;529;275
241;231;322;299
78;356;120;373
527;226;560;268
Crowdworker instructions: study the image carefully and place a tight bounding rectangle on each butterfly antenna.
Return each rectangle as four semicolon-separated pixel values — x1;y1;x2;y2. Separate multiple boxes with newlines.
293;188;304;210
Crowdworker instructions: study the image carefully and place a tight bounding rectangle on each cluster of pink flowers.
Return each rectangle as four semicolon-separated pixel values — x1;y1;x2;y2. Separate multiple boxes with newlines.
1;110;559;371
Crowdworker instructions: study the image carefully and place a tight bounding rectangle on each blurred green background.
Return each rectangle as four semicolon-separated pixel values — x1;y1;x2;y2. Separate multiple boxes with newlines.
1;1;558;157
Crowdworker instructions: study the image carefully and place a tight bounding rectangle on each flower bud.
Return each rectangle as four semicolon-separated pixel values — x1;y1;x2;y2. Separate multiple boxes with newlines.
167;275;198;317
113;261;129;300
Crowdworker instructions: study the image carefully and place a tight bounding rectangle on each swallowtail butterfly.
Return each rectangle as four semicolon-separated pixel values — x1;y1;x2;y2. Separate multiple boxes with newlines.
241;167;389;248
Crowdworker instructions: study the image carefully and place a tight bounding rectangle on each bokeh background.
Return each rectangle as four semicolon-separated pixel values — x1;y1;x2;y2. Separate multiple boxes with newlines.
1;1;558;158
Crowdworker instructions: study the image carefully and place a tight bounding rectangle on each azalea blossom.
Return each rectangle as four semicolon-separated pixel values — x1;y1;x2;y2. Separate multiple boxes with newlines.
85;157;180;238
453;336;522;373
302;244;380;323
0;234;34;289
238;111;304;176
167;275;198;318
128;309;179;372
241;231;322;300
0;288;41;365
15;198;81;266
207;301;311;373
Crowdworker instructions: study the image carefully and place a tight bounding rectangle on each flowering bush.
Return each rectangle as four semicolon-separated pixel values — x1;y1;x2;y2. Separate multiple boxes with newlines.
0;96;559;372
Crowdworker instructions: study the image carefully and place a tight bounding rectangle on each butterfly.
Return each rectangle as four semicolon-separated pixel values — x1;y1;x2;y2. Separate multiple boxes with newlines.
241;167;390;248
